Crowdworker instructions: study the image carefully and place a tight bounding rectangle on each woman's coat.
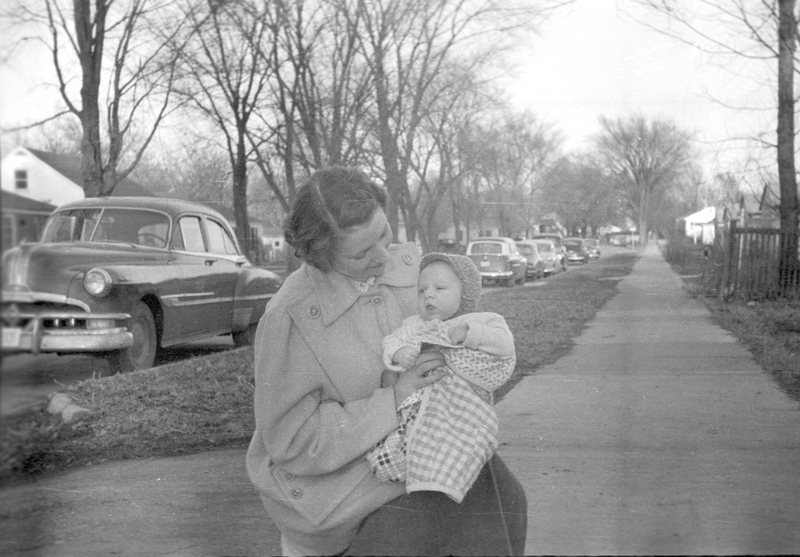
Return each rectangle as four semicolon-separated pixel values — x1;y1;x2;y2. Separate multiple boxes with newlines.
246;243;420;534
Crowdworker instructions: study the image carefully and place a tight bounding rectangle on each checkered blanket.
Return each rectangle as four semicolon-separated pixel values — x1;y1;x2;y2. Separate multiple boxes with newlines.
405;373;499;502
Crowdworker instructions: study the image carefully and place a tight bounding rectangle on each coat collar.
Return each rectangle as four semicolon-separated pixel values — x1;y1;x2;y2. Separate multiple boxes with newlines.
303;243;420;326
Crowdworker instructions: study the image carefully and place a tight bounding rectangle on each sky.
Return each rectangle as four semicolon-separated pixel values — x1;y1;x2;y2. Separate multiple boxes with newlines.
0;0;777;177
504;0;774;173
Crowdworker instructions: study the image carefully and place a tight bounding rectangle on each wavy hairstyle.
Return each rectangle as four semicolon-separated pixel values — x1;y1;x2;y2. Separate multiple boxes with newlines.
283;166;388;272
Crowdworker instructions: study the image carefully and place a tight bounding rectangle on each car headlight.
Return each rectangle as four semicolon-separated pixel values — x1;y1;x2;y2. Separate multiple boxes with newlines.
84;268;113;297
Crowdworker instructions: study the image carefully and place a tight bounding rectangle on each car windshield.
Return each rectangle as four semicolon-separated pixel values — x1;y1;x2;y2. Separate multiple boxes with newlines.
469;242;503;255
535;242;553;252
564;241;582;250
517;245;534;256
41;208;171;248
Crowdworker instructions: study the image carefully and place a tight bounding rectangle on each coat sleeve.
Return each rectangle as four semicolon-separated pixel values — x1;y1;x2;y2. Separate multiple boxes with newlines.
252;303;400;478
461;312;516;357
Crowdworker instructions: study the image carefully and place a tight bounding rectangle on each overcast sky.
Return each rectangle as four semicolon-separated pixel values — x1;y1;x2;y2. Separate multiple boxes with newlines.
505;0;774;173
0;0;776;176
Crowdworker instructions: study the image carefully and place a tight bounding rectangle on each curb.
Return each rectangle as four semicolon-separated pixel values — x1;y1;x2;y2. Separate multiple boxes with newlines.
47;393;92;424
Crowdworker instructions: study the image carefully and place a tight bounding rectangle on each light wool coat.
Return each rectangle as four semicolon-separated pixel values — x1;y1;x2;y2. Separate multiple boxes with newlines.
246;243;421;547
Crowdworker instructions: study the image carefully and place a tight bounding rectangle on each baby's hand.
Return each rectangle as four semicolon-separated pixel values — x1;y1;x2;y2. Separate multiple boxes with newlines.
393;346;419;369
448;323;468;345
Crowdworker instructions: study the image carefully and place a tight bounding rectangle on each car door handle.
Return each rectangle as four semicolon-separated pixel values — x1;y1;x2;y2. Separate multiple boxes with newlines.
205;259;215;266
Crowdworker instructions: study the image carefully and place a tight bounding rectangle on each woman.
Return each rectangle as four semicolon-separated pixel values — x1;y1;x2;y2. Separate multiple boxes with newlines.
246;166;527;556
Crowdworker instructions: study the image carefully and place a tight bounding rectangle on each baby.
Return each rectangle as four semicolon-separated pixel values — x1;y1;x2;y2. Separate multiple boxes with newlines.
366;252;516;503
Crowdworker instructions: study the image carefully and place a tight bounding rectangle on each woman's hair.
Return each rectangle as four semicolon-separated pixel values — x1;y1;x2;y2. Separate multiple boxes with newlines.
284;166;388;272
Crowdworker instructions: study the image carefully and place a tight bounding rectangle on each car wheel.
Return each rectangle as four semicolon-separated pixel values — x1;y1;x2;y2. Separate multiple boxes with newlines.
233;322;258;347
518;272;526;285
108;301;158;373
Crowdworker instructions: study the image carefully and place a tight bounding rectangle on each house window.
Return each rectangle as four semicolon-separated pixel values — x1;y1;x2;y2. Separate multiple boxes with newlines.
15;170;28;189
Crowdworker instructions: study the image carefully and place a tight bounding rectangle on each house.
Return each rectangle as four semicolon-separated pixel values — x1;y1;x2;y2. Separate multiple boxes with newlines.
682;206;717;244
1;190;56;253
1;146;153;207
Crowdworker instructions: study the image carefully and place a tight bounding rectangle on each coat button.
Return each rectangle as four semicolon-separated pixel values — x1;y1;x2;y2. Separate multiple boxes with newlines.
372;296;382;305
291;488;303;499
284;472;294;480
307;305;320;319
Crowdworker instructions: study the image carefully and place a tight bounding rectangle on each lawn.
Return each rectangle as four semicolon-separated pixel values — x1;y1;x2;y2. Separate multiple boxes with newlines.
0;251;641;486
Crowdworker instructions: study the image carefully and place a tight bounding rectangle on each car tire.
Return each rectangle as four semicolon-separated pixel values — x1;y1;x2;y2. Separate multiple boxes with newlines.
233;322;258;347
108;301;158;373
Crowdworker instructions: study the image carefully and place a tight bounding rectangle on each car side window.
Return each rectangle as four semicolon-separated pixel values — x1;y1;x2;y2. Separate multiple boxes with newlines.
178;216;205;252
205;219;239;255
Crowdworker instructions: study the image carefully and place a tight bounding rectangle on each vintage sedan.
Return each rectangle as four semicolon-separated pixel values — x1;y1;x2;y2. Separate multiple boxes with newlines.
531;239;561;276
532;233;568;272
584;238;601;259
563;237;589;264
515;240;544;280
466;237;527;287
1;197;283;373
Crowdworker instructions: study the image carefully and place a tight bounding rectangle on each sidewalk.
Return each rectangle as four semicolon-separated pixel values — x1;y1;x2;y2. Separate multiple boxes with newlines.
1;245;798;556
496;243;800;555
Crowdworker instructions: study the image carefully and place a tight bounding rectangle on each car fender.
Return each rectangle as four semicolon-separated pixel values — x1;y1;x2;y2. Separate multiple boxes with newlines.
231;266;282;331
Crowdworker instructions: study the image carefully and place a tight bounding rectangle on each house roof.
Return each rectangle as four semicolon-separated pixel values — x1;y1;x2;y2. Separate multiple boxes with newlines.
25;147;154;197
683;206;716;224
1;189;56;214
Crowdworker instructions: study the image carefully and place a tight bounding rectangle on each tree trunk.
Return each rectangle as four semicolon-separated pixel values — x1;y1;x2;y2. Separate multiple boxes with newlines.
74;0;108;197
777;0;799;292
233;134;251;259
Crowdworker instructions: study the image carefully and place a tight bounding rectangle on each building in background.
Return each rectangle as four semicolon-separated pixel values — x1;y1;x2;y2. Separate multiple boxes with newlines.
1;190;55;253
1;146;152;207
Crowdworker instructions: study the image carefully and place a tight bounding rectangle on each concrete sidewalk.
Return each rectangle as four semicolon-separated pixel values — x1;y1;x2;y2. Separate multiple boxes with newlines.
1;245;798;556
496;243;800;555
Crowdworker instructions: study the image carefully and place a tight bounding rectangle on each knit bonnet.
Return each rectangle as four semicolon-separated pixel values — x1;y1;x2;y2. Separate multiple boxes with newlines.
419;252;481;320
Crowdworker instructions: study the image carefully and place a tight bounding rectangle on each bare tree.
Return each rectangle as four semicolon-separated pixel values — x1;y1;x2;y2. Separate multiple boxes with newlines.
635;0;799;281
6;0;186;196
352;0;549;242
175;0;275;257
594;115;695;244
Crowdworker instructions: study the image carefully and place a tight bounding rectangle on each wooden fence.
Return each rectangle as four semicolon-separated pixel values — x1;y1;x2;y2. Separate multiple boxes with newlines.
719;220;800;299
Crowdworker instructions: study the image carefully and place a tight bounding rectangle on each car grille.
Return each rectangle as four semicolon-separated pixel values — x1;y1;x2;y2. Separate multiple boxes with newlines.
1;302;88;330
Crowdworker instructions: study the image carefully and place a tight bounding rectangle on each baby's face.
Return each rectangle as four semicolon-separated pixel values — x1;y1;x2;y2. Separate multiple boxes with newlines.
417;261;462;321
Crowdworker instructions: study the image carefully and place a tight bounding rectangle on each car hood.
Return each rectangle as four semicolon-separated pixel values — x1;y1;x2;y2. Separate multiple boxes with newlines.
2;242;169;297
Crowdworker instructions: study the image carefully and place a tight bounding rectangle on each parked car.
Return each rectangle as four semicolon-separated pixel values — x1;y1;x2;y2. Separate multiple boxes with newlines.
563;237;589;264
608;231;640;247
532;233;567;272
1;196;283;373
584;238;601;259
531;239;561;276
466;237;527;287
515;240;544;280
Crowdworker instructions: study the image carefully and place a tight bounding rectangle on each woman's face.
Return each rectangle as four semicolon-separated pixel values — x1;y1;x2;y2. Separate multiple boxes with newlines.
331;208;393;282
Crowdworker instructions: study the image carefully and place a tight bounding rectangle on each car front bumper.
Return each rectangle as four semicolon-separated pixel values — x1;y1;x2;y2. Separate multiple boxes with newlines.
479;271;514;280
1;309;133;355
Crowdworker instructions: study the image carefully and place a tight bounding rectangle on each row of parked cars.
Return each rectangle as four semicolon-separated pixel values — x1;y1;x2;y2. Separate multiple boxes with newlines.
465;234;601;287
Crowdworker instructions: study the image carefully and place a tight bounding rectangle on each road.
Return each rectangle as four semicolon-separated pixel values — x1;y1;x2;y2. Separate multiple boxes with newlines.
0;336;236;417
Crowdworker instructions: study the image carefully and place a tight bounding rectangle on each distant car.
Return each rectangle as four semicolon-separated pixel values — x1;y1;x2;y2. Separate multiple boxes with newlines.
584;238;601;259
563;237;589;264
1;196;284;373
608;231;640;247
466;237;527;287
531;239;561;276
532;233;567;272
515;240;544;280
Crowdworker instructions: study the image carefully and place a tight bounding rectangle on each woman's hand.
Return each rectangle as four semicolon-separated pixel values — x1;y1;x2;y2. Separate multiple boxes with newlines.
392;350;448;407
